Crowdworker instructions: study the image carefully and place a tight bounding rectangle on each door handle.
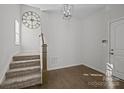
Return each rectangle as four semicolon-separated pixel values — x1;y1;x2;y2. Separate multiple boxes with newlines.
110;49;114;55
111;49;114;51
110;52;114;55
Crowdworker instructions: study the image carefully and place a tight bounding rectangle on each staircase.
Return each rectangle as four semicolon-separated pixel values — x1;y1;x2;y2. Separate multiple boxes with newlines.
0;53;42;89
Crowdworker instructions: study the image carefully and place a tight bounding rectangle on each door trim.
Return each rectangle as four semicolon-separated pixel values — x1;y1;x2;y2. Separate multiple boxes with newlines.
111;17;124;24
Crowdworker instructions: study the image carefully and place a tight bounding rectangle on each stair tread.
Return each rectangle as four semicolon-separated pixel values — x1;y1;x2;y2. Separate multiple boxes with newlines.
2;73;41;85
15;52;40;56
8;66;40;72
13;53;40;61
13;55;40;58
12;59;40;64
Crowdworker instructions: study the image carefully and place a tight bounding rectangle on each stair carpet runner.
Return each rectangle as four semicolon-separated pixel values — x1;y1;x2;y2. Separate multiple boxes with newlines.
0;54;41;89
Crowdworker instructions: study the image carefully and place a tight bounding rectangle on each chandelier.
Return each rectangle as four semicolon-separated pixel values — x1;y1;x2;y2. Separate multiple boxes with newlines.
63;4;72;20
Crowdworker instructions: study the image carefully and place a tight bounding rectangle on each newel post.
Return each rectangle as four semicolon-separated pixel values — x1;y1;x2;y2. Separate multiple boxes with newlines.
40;32;48;84
42;44;48;84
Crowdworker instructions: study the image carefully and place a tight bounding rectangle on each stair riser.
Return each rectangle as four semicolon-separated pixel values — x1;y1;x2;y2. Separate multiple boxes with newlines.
10;61;40;69
13;55;40;61
0;77;41;89
6;68;41;79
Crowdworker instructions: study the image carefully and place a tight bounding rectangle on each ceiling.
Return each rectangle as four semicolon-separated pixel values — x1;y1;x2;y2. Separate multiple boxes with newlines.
27;4;105;19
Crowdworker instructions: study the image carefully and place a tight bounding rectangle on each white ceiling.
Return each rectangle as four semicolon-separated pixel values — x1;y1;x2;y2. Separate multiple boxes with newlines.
27;4;62;11
27;4;105;19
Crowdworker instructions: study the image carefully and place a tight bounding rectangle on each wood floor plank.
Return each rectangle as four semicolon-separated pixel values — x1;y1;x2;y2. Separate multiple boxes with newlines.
24;65;124;89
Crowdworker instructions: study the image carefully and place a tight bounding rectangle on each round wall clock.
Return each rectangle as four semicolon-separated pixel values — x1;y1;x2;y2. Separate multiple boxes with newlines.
22;11;40;29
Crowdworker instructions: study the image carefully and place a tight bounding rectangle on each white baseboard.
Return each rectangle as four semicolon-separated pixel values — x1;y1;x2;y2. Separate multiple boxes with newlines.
48;62;105;75
0;73;6;84
0;60;10;84
81;62;105;74
48;63;83;71
0;51;20;84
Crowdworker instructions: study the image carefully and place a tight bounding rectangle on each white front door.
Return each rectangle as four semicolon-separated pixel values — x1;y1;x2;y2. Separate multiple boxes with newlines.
110;19;124;80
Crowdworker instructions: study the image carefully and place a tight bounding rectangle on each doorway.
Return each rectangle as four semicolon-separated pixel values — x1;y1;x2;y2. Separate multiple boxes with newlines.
110;18;124;80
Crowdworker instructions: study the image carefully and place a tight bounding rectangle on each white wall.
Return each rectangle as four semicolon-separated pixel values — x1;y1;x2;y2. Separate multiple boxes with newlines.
40;6;109;72
0;4;21;83
41;11;83;70
21;5;41;52
107;5;124;21
81;9;108;73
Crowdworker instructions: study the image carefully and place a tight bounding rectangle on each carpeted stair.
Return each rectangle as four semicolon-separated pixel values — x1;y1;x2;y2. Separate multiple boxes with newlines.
0;53;42;89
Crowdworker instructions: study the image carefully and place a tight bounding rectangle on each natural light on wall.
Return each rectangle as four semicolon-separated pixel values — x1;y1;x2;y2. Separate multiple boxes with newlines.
15;20;20;45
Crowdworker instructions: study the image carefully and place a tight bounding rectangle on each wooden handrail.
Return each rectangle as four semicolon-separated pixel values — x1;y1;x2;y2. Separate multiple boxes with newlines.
41;32;45;44
39;32;45;45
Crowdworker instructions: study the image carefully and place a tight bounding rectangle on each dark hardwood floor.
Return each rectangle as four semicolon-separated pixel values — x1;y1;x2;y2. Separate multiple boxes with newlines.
25;65;124;89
